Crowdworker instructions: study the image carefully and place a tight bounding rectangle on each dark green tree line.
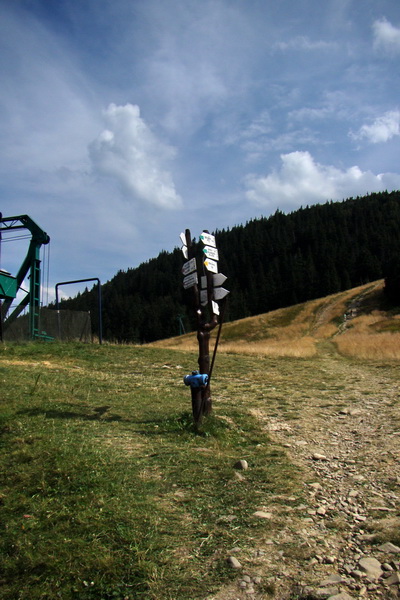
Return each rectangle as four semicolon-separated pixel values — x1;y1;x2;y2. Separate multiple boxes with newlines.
55;191;400;342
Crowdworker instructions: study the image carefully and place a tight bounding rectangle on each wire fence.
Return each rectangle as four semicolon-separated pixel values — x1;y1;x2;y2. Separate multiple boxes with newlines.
3;308;92;342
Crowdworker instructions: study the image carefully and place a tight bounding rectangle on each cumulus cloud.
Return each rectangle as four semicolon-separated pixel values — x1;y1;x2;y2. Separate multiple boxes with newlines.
245;151;400;208
352;110;400;143
89;103;182;209
373;17;400;54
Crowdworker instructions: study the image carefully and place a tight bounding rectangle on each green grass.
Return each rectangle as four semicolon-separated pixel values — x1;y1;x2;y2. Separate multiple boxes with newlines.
0;342;300;600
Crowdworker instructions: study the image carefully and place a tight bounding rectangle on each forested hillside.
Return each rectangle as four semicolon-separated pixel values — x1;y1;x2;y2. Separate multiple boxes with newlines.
57;191;400;343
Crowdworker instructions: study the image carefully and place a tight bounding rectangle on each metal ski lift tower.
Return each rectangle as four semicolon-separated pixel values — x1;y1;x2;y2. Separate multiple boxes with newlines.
0;214;50;339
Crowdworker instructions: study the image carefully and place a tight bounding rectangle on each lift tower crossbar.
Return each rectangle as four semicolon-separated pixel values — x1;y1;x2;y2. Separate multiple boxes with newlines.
0;214;50;339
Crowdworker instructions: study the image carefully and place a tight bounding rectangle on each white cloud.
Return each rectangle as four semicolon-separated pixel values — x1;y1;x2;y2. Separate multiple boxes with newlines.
352;110;400;143
245;151;400;209
148;58;227;135
373;17;400;54
273;36;337;52
139;0;264;137
89;103;182;209
0;6;99;176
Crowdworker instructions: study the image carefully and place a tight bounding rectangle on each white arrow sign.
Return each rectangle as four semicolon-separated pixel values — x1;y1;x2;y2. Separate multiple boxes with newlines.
201;273;227;289
213;273;227;287
204;258;218;274
213;287;229;300
202;246;219;261
181;245;188;259
180;232;187;246
182;257;197;276
183;272;198;289
200;232;216;247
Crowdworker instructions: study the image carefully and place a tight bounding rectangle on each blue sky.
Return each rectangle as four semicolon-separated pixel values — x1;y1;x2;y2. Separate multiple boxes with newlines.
1;0;400;302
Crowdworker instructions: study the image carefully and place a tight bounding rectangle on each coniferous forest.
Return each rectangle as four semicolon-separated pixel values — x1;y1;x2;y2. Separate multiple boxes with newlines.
56;191;400;343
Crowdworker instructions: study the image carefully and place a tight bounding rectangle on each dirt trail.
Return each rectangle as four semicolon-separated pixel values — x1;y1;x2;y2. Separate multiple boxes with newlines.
216;354;400;600
266;355;399;599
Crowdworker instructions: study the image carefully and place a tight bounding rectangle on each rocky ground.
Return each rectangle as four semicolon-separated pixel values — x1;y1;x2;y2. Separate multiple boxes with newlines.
213;351;400;600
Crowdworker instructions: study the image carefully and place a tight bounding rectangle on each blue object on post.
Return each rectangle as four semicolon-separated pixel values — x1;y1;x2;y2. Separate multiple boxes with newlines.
183;371;209;389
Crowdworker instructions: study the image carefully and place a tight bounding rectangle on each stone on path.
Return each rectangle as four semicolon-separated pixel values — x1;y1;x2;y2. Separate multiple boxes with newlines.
312;453;328;461
385;572;400;585
226;556;242;569
358;556;383;580
327;593;355;600
253;510;272;519
316;587;339;598
309;482;323;490
319;575;346;586
378;542;400;553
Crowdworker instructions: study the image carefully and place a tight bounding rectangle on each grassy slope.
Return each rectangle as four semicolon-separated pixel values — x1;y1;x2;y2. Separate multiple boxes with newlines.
151;279;400;359
1;281;399;599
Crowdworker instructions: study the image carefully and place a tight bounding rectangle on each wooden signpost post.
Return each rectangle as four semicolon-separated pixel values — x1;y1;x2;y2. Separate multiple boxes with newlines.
181;229;229;426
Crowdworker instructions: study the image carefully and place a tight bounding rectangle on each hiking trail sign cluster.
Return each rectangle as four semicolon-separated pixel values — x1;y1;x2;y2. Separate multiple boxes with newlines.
180;229;229;426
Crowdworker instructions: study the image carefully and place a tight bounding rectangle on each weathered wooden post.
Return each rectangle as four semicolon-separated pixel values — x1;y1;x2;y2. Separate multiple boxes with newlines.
180;229;229;426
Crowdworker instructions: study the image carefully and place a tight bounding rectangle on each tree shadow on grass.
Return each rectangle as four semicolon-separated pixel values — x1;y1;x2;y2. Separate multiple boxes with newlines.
18;406;226;439
18;405;124;422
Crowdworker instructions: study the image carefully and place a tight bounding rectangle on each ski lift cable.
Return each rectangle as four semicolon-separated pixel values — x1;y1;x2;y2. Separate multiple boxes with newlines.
1;234;32;243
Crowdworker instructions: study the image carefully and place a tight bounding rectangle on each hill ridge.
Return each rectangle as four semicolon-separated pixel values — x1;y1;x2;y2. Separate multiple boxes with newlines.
151;279;400;360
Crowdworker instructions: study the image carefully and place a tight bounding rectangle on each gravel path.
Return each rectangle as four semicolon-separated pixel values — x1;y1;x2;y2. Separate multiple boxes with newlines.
215;353;400;600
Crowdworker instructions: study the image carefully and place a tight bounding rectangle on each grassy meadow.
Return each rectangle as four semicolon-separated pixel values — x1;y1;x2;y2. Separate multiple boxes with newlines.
0;342;301;600
1;280;399;599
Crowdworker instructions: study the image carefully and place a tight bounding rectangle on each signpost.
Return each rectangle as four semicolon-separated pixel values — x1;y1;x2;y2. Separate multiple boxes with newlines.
202;246;219;261
182;257;196;276
213;287;229;301
180;229;229;426
203;258;218;274
183;272;198;289
199;232;216;247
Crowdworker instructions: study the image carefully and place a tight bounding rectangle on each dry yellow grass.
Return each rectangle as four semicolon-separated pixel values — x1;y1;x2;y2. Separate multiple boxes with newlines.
150;280;400;361
218;337;317;357
334;331;400;360
345;312;388;332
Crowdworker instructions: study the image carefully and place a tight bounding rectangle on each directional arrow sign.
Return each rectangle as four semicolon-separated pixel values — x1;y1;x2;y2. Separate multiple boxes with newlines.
202;246;219;261
200;232;216;247
213;273;227;287
204;258;218;274
213;287;229;300
202;273;227;288
179;232;188;259
183;272;198;289
182;257;197;276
